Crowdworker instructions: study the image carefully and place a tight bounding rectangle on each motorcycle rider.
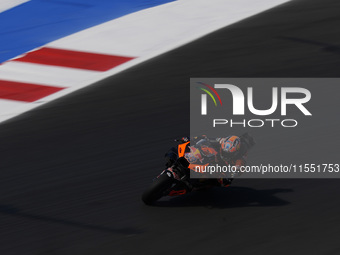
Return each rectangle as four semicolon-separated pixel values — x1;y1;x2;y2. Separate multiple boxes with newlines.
164;133;255;189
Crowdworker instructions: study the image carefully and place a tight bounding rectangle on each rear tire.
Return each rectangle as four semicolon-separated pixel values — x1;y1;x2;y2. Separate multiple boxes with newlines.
142;173;174;205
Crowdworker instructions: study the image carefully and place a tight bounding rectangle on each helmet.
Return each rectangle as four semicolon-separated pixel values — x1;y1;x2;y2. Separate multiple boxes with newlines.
219;136;241;161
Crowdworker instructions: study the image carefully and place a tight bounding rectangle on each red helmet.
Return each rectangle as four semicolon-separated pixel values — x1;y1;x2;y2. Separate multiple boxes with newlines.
219;136;241;161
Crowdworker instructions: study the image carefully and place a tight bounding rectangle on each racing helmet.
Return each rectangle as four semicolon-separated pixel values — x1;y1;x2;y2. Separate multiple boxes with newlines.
219;136;241;161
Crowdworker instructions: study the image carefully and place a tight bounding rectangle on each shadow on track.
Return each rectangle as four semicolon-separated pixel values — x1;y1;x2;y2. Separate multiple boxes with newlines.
0;204;142;235
154;186;293;208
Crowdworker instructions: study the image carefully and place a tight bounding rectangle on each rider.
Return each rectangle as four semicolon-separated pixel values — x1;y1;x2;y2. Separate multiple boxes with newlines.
164;133;254;188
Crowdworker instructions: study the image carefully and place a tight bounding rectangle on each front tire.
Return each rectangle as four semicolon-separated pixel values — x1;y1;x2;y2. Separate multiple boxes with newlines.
142;173;174;205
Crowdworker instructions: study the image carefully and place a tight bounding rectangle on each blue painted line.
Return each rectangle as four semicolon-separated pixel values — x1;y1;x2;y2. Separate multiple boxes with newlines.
0;0;175;63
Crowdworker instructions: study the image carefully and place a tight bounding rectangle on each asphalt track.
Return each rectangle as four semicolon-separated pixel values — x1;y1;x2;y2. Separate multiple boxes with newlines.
1;0;340;254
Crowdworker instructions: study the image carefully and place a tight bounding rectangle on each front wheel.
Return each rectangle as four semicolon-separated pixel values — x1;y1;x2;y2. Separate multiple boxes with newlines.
142;172;174;205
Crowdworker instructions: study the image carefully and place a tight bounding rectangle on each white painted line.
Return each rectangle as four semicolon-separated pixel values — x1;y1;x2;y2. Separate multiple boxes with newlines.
0;61;100;88
50;0;291;57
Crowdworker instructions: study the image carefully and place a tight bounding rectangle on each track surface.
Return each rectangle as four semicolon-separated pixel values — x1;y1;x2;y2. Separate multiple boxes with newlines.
1;0;340;254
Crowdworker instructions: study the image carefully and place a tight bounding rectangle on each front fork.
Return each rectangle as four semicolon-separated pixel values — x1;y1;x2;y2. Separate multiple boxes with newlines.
157;169;192;196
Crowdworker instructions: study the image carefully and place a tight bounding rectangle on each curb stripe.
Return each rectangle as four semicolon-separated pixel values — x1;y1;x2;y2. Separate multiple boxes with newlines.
13;47;135;71
0;0;292;123
0;61;100;88
0;80;64;102
0;0;174;63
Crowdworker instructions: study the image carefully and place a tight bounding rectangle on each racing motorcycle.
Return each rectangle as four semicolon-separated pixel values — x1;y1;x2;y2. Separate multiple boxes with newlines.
142;139;225;205
141;134;255;205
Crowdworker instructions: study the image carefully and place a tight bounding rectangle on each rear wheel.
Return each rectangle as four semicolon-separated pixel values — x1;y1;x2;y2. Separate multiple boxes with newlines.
142;173;174;205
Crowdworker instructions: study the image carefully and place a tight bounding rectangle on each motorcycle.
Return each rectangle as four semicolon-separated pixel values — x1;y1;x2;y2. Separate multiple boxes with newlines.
141;140;192;205
141;134;255;205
